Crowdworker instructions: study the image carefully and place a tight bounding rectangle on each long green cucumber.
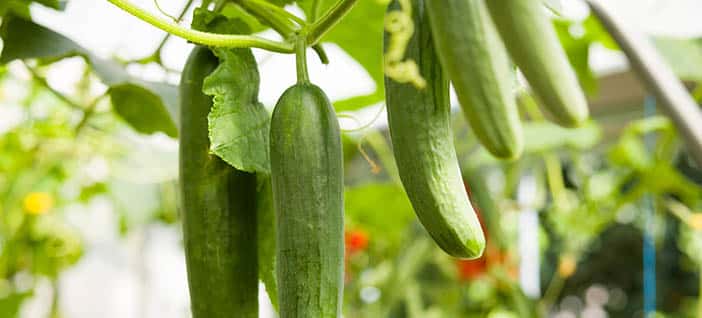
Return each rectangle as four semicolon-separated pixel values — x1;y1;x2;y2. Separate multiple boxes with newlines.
425;0;523;159
179;46;258;318
384;0;485;259
487;0;589;127
270;83;344;318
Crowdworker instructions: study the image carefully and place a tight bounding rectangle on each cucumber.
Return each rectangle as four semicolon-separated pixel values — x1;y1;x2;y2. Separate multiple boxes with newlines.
487;0;589;127
425;0;523;159
384;0;485;259
270;83;344;318
179;46;258;318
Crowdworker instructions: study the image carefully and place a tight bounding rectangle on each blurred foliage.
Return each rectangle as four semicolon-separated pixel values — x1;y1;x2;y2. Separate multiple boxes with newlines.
0;57;178;317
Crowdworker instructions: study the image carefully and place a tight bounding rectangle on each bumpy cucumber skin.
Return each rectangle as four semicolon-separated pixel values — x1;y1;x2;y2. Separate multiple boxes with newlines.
425;0;523;159
384;0;485;259
487;0;589;127
270;83;344;318
179;47;258;318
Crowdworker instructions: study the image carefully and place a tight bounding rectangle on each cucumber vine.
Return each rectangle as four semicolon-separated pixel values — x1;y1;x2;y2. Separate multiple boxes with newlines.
106;0;359;61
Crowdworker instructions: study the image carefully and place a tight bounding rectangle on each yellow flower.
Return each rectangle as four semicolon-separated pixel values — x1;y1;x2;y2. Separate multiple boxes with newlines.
23;192;54;215
558;254;577;278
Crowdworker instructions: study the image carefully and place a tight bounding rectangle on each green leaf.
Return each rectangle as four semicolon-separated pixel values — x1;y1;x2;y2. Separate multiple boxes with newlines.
192;9;271;173
192;7;259;34
0;14;179;135
608;134;652;170
0;0;64;17
0;290;32;318
204;48;271;174
0;1;30;18
554;15;617;95
334;92;384;112
554;20;596;94
108;84;178;137
31;0;66;10
522;121;602;152
464;121;602;169
0;14;76;63
256;176;278;310
653;37;702;82
344;183;415;249
78;182;108;202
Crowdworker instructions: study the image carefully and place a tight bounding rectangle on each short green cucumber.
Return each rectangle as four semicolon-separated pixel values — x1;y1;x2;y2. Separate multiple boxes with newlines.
425;0;523;159
179;46;258;318
270;83;344;318
487;0;589;127
384;0;485;258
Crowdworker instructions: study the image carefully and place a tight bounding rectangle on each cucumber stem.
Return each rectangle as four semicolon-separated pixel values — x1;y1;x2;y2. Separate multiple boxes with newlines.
296;36;310;83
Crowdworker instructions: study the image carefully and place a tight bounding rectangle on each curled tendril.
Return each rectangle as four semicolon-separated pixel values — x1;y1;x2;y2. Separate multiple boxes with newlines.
337;104;387;133
383;0;426;89
153;0;178;22
357;135;382;175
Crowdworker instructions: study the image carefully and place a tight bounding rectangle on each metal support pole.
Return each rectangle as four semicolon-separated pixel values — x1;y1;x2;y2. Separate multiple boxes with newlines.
586;0;702;167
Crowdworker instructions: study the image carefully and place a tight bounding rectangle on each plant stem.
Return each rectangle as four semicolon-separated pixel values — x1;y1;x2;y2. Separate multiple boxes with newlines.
213;0;229;12
75;94;108;133
698;261;702;318
236;0;329;64
520;93;568;209
237;0;299;37
152;0;178;21
365;131;401;183
296;36;309;83
242;0;307;26
156;0;196;52
50;279;61;318
518;92;546;121
106;0;293;52
306;0;359;45
544;154;567;209
24;63;83;110
540;274;565;314
128;0;195;66
310;0;322;22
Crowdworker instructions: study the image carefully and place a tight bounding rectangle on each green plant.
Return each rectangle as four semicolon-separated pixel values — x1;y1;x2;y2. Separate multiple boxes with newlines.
3;0;702;317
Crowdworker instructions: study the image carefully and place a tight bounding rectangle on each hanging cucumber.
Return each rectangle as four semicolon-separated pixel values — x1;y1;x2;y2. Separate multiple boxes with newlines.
384;0;485;258
487;0;589;127
270;82;344;317
425;0;523;159
179;46;258;318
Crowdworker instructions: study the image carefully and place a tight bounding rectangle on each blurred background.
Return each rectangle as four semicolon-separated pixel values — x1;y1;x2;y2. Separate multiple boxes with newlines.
1;0;702;317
